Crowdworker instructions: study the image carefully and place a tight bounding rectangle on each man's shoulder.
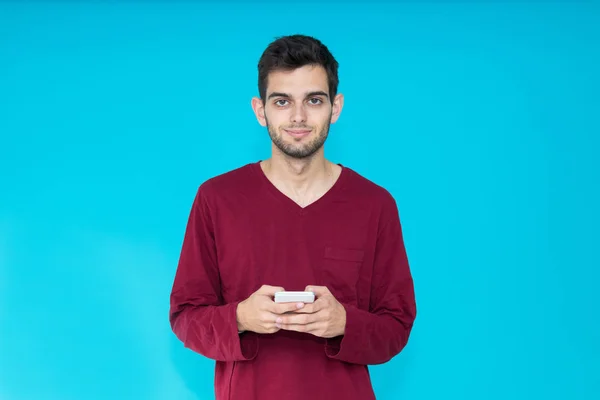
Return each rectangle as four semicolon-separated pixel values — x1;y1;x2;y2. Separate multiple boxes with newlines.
196;162;258;198
343;165;397;208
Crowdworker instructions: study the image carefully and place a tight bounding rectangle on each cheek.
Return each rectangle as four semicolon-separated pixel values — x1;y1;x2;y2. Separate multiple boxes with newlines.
266;111;288;127
312;108;331;123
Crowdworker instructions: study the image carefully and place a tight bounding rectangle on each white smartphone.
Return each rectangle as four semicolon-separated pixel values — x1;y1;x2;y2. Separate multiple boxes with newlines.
274;291;315;303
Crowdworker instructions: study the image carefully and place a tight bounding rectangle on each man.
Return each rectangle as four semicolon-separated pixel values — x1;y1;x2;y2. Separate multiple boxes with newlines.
169;34;416;400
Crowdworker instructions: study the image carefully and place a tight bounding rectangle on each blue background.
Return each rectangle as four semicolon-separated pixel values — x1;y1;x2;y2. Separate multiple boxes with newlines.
1;1;598;399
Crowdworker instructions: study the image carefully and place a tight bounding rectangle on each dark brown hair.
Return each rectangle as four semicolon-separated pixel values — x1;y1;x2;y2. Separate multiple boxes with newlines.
258;34;339;103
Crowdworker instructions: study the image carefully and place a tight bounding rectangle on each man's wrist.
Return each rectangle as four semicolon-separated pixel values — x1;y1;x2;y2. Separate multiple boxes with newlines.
236;301;246;333
337;302;347;336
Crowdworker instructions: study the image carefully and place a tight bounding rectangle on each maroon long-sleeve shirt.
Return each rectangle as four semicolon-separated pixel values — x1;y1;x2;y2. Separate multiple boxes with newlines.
169;161;416;400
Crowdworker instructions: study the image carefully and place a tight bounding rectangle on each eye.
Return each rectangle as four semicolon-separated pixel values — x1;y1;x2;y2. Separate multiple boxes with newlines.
308;98;323;105
274;99;289;107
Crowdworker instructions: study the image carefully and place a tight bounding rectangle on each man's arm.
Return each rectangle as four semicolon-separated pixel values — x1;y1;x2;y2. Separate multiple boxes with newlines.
325;194;417;365
276;194;417;364
169;184;258;362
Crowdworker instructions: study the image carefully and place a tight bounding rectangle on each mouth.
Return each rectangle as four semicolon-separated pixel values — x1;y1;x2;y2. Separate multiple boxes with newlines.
284;129;312;139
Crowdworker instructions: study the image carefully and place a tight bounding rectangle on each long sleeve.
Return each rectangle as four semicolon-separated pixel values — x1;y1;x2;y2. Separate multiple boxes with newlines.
325;195;417;365
169;184;258;362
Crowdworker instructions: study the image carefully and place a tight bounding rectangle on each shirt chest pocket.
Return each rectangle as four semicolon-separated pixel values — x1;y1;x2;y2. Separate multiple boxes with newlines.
319;246;365;305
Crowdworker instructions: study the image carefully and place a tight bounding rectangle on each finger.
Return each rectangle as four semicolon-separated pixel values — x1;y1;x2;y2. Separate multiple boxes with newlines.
266;301;305;314
277;321;324;334
305;285;330;298
257;285;285;296
260;321;281;334
258;311;279;324
289;298;326;314
276;312;319;326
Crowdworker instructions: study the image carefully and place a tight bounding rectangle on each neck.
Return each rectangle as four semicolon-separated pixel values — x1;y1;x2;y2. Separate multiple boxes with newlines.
260;147;340;207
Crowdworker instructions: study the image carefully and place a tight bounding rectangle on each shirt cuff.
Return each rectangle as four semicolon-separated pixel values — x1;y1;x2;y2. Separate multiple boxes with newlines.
229;301;259;360
325;303;362;359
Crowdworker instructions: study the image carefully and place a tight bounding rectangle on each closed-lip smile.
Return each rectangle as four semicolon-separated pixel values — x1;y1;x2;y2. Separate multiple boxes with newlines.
285;129;311;137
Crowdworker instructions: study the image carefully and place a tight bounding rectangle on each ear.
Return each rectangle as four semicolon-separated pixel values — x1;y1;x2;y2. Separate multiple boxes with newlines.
330;93;344;124
251;96;267;127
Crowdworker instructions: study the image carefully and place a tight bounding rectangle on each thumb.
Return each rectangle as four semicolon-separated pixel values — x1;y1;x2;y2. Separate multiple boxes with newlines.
305;285;329;297
257;285;285;296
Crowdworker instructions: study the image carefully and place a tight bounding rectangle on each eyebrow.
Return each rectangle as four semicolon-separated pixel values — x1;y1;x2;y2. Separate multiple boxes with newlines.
267;91;329;100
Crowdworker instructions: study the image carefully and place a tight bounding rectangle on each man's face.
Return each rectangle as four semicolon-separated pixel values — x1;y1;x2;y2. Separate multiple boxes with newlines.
252;64;343;159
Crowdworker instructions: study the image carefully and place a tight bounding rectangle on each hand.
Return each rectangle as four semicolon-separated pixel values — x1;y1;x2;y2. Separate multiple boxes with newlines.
236;285;305;334
275;286;346;338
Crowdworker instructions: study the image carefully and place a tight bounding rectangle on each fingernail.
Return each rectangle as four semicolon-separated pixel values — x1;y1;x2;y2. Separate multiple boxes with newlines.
276;317;282;323
296;303;304;308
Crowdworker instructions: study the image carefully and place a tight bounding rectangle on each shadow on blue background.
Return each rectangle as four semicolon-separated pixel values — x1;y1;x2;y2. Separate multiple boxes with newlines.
1;2;598;399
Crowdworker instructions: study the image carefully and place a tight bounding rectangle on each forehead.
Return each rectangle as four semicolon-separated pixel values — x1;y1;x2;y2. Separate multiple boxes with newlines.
266;64;328;97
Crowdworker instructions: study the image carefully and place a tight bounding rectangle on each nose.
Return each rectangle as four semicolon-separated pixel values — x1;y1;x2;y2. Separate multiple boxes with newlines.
291;103;307;124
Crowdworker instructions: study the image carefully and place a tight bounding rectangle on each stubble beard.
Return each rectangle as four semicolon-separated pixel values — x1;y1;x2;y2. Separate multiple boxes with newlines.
265;114;331;160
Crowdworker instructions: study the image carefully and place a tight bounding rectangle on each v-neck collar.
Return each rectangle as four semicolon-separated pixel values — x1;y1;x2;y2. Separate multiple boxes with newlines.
251;160;349;215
